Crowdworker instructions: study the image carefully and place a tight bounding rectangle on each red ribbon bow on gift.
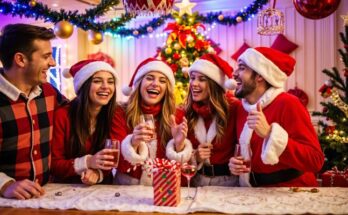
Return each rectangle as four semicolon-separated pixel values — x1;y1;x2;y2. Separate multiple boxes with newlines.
164;22;205;48
152;158;180;172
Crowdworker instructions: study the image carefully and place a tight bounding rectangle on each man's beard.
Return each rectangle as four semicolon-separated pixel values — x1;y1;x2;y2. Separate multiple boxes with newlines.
234;79;257;99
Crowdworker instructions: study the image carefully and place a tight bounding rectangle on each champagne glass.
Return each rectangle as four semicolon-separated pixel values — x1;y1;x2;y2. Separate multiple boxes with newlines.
105;139;120;177
181;154;197;200
234;144;251;173
140;114;156;140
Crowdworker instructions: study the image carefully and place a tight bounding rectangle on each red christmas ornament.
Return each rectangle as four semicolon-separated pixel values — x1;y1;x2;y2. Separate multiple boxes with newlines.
325;125;336;135
287;87;309;107
123;0;174;15
319;83;333;98
323;107;328;113
293;0;341;20
170;63;178;72
173;53;181;60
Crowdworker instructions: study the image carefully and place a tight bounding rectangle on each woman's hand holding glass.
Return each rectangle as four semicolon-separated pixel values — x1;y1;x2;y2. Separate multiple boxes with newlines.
86;147;117;171
131;114;156;148
228;144;251;175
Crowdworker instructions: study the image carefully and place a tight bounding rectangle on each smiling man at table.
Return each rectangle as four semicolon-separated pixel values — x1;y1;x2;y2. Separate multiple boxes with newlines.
229;47;324;187
0;24;66;199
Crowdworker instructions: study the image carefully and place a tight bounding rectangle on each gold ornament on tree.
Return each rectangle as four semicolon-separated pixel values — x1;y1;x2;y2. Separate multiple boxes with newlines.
330;88;348;117
165;47;172;54
54;21;74;39
174;43;181;50
218;14;224;21
236;16;243;23
88;30;104;45
29;0;37;7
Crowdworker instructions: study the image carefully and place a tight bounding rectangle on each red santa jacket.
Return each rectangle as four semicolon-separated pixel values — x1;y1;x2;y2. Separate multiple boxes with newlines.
236;90;324;187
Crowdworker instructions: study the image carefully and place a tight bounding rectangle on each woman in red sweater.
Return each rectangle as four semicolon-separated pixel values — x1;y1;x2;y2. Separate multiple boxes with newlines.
172;54;241;187
112;58;191;185
51;60;119;185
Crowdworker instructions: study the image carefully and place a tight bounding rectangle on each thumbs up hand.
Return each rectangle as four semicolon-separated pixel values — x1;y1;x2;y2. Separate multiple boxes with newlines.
247;103;271;138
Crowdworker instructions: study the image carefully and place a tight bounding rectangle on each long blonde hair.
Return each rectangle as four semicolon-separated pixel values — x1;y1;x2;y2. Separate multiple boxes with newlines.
185;78;230;142
124;78;176;146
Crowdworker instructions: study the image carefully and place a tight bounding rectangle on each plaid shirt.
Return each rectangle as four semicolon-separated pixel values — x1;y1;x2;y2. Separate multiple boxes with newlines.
0;73;67;188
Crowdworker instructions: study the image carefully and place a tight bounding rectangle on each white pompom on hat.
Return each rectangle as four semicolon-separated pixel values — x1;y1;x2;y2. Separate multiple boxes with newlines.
188;54;237;91
67;59;118;93
122;58;175;96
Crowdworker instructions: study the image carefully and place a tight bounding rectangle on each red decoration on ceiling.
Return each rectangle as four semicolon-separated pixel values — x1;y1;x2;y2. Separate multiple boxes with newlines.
231;42;251;61
87;51;116;68
293;0;341;20
271;34;298;54
123;0;175;15
288;86;309;107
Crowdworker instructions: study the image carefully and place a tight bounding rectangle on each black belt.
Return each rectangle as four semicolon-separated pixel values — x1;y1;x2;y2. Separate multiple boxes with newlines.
250;168;303;187
198;163;230;177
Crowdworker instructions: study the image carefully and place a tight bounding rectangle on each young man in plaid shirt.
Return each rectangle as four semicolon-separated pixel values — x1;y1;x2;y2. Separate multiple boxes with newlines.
0;24;67;199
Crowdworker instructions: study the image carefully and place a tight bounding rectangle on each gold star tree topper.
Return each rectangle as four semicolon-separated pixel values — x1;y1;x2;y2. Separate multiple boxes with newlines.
341;13;348;26
175;0;197;16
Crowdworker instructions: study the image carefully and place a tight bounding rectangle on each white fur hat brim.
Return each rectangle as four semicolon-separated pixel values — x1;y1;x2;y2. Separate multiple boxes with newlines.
73;61;118;93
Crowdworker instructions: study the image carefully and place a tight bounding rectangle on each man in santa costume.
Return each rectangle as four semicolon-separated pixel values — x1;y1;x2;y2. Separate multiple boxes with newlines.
229;47;324;187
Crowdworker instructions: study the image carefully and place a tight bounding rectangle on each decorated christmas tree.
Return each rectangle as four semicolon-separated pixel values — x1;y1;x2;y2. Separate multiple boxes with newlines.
157;9;216;104
312;24;348;171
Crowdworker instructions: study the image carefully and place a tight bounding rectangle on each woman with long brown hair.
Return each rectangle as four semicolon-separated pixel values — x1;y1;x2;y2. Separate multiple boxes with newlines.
173;54;241;186
51;60;118;185
112;58;191;185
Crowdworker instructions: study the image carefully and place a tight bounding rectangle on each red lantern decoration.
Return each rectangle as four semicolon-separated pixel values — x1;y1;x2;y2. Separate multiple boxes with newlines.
123;0;175;15
293;0;341;20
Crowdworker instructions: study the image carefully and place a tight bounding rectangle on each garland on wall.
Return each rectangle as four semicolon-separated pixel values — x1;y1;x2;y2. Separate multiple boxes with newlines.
0;0;268;37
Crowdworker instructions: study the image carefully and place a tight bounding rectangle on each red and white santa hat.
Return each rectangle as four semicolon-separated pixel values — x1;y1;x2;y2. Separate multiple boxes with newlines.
122;58;175;96
238;47;296;88
63;59;118;93
188;54;236;91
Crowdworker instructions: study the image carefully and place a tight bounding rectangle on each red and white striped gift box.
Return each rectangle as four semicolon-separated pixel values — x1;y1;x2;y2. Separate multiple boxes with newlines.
153;163;181;206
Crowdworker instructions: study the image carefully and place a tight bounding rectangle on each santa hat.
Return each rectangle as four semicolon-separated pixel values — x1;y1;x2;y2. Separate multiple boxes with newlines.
238;47;296;88
188;54;236;91
64;59;118;93
122;58;175;96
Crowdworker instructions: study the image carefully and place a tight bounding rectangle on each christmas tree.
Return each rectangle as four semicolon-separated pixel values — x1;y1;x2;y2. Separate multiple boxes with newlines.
312;24;348;171
157;11;216;104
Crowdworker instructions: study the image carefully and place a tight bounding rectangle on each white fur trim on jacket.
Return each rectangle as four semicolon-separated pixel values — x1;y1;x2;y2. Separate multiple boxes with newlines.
261;123;288;165
194;116;217;167
121;134;148;165
239;87;285;187
166;139;193;163
238;48;288;88
0;173;15;192
74;155;91;175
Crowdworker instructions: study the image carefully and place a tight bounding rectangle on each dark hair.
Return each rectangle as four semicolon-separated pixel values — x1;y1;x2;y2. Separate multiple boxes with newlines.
67;76;117;158
0;24;56;69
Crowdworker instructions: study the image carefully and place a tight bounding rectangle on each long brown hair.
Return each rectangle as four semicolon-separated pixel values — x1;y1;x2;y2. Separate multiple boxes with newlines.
67;76;117;158
124;79;175;146
185;78;230;142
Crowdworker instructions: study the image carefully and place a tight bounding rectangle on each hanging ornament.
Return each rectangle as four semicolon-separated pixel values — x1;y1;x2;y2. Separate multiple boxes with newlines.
166;58;172;64
165;47;172;54
175;0;197;16
257;0;284;35
330;88;348;118
218;14;224;21
287;86;309;107
236;16;243;23
147;26;154;33
179;57;189;67
88;30;104;45
319;81;333;98
123;0;175;16
133;30;139;36
293;0;341;20
29;0;37;7
174;43;181;50
173;53;181;60
54;21;74;39
188;42;195;48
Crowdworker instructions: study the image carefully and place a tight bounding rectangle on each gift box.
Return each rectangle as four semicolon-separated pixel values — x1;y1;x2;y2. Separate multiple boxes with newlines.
321;167;348;187
153;158;181;206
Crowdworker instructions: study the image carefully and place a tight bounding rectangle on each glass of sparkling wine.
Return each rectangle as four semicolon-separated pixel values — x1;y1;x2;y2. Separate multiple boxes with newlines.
234;144;251;173
104;139;120;168
140;114;156;140
181;155;197;200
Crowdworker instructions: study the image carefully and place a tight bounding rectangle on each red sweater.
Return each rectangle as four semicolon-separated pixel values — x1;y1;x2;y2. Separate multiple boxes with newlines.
51;105;111;184
178;96;241;165
236;92;324;187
